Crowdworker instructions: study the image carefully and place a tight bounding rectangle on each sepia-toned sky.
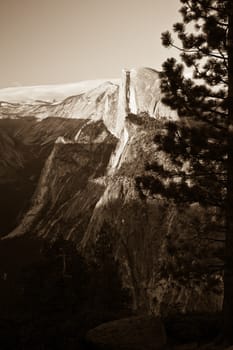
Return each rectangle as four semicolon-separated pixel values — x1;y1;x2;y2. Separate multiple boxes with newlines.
0;0;181;88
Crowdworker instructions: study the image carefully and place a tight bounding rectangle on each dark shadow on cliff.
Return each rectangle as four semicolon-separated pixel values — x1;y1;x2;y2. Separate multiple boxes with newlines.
0;117;87;236
0;234;131;350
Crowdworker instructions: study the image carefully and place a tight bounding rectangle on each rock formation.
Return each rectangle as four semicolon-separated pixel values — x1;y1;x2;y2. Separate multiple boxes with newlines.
0;68;222;316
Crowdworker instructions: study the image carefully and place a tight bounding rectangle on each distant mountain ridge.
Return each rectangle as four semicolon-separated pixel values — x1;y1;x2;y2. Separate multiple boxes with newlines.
0;79;120;103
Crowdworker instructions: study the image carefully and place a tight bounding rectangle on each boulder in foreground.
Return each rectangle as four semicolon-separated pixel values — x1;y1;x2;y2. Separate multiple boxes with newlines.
85;315;167;350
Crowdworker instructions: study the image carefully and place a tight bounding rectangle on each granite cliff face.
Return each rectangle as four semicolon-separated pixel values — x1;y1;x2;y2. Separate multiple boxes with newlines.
0;68;222;316
0;68;163;238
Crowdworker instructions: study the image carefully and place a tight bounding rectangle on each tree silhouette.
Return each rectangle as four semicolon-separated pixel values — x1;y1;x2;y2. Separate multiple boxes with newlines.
136;0;233;343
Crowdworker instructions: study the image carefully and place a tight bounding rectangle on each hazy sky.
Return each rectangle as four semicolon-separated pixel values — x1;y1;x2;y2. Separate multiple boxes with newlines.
0;0;181;88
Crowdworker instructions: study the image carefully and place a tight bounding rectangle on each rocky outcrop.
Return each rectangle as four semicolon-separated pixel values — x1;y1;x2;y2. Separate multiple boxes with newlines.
80;115;223;315
4;120;117;242
118;67;177;119
0;117;88;236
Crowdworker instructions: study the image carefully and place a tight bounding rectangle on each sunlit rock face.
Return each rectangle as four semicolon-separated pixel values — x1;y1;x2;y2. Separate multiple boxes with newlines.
0;68;221;316
122;67;161;116
118;67;178;120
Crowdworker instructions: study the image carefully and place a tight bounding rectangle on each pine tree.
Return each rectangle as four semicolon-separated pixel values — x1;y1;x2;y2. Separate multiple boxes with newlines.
136;0;233;343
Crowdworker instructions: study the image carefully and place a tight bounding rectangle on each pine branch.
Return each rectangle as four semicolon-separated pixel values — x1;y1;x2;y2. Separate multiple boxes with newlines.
168;41;226;60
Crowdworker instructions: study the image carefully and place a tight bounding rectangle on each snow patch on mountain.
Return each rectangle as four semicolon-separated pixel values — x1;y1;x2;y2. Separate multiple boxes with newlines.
0;79;120;103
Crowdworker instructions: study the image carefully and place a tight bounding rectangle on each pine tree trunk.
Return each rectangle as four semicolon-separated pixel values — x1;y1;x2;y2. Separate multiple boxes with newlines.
224;4;233;343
